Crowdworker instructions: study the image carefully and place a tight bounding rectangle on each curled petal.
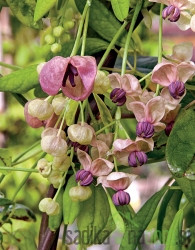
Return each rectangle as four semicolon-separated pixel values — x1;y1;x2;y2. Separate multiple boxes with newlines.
121;75;142;96
154;122;166;132
177;62;195;83
40;56;70;95
135;137;154;152
91;158;114;176
77;149;92;171
100;172;137;191
151;62;178;86
127;101;146;122
114;151;129;166
62;56;97;101
97;133;113;148
190;14;195;32
113;139;137;153
176;11;191;30
171;42;193;62
91;140;109;160
146;96;166;124
108;73;122;89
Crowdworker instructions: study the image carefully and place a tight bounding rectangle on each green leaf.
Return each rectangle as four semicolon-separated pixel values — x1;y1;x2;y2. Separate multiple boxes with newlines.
65;100;79;126
6;0;42;29
34;0;57;22
157;183;183;243
120;186;167;250
75;0;127;46
175;176;195;206
94;94;113;126
63;175;81;225
0;198;14;206
34;85;48;98
166;107;195;177
77;185;110;246
111;0;130;21
0;64;39;94
105;190;125;234
9;204;36;222
14;229;37;250
0;148;12;175
165;209;183;250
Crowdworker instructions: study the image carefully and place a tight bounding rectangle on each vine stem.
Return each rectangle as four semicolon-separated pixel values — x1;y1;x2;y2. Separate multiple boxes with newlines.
97;21;128;70
79;101;85;124
70;0;91;56
96;120;116;135
155;3;163;96
11;152;46;202
0;166;38;172
121;1;143;75
11;149;42;166
80;1;91;56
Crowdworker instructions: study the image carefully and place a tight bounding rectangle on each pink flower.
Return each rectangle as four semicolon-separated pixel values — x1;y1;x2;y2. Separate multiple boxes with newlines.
128;96;166;137
77;149;114;177
152;61;195;99
39;56;97;101
149;0;195;31
97;172;137;191
108;73;142;106
113;137;154;166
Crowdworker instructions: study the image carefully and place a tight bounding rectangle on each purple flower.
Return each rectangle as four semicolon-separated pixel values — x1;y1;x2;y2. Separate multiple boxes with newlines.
128;151;148;167
112;190;130;206
76;169;93;186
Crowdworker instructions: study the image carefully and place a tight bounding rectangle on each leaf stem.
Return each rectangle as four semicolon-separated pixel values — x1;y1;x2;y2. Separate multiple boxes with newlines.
70;0;91;56
96;120;116;135
98;21;128;70
12;150;42;166
0;61;21;71
139;71;152;83
79;101;85;124
0;166;38;172
121;1;143;75
80;2;90;56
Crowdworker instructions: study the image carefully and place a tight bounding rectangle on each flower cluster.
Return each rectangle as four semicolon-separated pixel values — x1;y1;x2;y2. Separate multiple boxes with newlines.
25;42;194;210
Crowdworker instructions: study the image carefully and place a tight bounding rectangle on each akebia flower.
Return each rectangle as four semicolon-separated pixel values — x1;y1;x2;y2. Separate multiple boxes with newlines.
113;138;154;166
108;73;142;106
149;0;195;31
152;61;195;99
76;149;114;186
39;56;97;101
128;96;166;136
97;172;137;206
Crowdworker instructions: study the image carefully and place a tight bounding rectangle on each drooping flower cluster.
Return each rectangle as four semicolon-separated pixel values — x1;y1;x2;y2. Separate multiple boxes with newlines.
24;44;194;210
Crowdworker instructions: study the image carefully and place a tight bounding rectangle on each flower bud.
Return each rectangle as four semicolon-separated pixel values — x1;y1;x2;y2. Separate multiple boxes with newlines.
112;190;130;206
53;26;64;37
52;155;71;171
51;43;62;53
52;96;67;115
76;170;93;186
69;186;92;201
110;88;126;106
68;124;93;145
37;158;51;177
136;121;154;138
41;135;67;156
48;170;64;188
93;70;110;94
44;34;55;45
64;21;74;30
128;151;148;167
39;198;59;215
168;81;185;99
41;127;66;140
28;99;54;120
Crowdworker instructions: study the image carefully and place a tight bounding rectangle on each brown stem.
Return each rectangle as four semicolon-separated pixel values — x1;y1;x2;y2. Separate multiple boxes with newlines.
38;228;58;250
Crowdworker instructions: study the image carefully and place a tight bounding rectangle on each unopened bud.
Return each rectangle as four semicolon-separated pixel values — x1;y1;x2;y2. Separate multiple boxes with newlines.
93;70;110;94
53;26;64;37
44;34;55;45
68;124;93;145
52;155;71;171
76;170;93;186
69;186;92;201
37;158;51;177
52;96;67;115
41;135;67;156
128;151;148;167
28;99;54;120
39;198;60;215
51;43;62;53
136;121;154;138
48;170;64;188
112;190;130;206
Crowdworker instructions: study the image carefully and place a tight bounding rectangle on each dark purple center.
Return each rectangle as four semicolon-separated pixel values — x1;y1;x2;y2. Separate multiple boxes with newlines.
76;169;93;186
162;5;180;22
112;190;130;206
110;88;126;106
70;141;89;153
62;64;78;87
165;121;174;136
168;81;185;99
136;121;154;138
128;151;148;167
